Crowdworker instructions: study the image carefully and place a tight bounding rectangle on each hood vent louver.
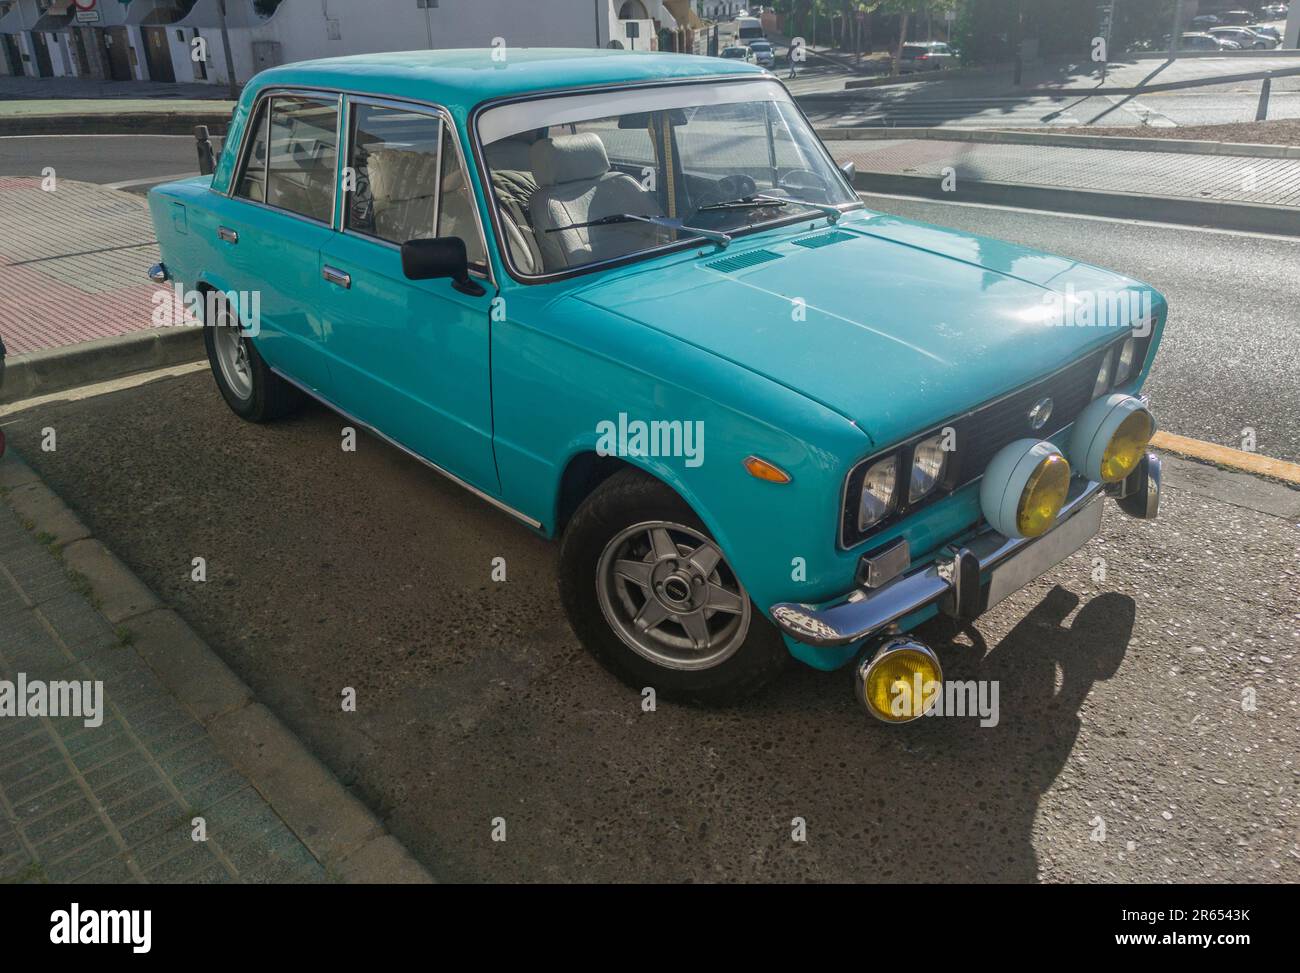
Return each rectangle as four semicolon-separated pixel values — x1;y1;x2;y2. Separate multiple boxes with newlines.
703;248;781;273
792;230;856;250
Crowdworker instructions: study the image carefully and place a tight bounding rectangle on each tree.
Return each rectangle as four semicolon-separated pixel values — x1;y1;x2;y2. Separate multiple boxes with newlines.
868;1;961;74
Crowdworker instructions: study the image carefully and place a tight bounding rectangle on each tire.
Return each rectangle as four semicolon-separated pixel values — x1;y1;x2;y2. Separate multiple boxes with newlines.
559;467;788;704
203;295;303;423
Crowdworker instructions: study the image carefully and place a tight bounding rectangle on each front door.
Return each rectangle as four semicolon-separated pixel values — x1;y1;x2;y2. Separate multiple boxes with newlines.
317;99;498;493
105;27;131;81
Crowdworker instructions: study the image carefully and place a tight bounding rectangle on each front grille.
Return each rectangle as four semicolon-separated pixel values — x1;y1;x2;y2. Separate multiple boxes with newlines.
952;343;1109;481
839;332;1151;549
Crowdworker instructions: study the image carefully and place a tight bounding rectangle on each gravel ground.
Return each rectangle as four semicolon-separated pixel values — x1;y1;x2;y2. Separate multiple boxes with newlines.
2;370;1297;883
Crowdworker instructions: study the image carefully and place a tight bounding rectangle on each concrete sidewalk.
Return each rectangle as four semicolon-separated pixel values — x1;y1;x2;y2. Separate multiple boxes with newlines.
0;451;431;883
829;137;1300;208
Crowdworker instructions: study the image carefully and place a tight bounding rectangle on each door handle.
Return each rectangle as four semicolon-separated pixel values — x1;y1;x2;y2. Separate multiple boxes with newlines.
322;265;351;289
217;226;238;244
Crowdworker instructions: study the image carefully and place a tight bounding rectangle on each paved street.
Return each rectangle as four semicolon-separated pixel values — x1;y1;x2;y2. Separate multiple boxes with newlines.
0;135;199;192
1;368;1295;883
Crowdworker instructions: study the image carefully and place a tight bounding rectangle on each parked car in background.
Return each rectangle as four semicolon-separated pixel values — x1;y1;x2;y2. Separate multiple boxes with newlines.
1190;14;1222;29
1209;25;1279;48
147;49;1165;717
1252;25;1283;42
898;41;957;73
1178;31;1238;51
1216;9;1258;25
746;39;775;68
1261;3;1288;17
719;45;752;62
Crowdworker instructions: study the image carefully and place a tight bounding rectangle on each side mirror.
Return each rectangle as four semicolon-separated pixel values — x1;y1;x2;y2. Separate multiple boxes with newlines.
401;237;485;296
839;160;856;183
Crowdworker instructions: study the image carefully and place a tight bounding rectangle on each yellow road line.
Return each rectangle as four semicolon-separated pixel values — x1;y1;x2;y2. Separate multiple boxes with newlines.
1151;431;1300;485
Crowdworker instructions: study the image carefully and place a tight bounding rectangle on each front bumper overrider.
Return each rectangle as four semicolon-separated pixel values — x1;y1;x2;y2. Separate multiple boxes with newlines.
771;452;1161;649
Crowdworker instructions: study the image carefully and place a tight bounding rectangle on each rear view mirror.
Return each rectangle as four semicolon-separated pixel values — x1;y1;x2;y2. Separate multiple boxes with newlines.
840;160;856;182
401;237;485;296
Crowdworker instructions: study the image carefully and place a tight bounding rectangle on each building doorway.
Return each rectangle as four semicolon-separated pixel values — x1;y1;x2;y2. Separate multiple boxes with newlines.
29;31;54;77
141;25;175;82
104;26;132;80
1;34;22;77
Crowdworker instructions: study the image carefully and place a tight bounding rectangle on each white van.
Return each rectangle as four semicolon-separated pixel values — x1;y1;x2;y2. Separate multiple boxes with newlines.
736;16;764;42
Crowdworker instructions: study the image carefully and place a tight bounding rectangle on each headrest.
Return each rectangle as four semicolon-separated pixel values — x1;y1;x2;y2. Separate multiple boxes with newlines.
530;133;610;187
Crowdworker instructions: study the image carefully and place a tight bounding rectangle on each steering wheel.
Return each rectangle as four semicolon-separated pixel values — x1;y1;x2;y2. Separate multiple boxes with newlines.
696;173;758;208
776;168;832;197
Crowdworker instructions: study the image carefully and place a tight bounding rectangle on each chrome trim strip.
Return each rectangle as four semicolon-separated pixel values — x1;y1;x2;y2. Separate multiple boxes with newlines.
773;478;1105;647
268;367;542;530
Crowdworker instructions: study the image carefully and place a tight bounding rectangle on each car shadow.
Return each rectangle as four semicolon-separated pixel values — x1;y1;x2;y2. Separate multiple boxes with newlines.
808;586;1136;881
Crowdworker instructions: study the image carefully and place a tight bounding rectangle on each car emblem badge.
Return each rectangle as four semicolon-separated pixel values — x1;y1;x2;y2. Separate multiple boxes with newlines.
1027;397;1054;431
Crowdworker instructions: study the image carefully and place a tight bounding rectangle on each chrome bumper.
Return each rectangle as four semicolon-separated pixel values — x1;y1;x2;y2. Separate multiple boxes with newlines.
772;453;1161;649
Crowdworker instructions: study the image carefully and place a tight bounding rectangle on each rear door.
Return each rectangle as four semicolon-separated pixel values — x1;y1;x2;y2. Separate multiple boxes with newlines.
316;97;499;493
205;90;340;391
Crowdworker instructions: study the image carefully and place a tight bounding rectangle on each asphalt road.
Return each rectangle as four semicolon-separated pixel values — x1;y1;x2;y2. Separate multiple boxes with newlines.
858;194;1300;464
3;372;1296;882
0;134;199;193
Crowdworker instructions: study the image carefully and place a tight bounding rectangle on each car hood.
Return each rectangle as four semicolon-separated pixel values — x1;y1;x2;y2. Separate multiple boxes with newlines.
572;211;1160;448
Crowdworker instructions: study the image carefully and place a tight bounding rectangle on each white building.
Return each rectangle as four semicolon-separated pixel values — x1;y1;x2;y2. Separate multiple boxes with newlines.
1;0;718;85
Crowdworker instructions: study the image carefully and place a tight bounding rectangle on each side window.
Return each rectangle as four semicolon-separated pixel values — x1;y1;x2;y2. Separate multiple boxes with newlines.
234;100;269;203
347;103;442;245
264;94;339;223
345;101;487;271
437;124;487;269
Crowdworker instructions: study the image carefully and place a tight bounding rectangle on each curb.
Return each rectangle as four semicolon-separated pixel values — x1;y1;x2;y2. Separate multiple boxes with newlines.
0;327;206;406
809;61;1300;99
0;111;231;137
818;126;1300;160
0;448;435;884
853;170;1300;237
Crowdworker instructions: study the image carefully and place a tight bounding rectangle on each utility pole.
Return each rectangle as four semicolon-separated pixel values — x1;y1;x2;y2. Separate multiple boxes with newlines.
1168;0;1183;60
217;0;238;100
1012;0;1023;86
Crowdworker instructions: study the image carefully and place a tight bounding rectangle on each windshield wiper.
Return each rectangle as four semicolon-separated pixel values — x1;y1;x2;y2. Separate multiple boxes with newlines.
696;194;847;224
545;212;730;249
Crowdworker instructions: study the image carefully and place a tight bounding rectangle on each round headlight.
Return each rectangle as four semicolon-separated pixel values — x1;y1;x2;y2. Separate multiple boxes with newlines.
909;432;948;502
1068;393;1156;484
855;637;943;723
858;454;898;532
1092;348;1115;399
980;438;1071;539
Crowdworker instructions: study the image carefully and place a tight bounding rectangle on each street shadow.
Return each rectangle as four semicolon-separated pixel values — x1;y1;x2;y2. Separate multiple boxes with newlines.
890;586;1136;881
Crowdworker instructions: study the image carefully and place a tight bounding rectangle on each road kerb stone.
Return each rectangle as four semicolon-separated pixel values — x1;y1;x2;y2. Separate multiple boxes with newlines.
335;834;435;885
61;539;161;624
126;608;252;725
206;703;387;872
5;480;90;547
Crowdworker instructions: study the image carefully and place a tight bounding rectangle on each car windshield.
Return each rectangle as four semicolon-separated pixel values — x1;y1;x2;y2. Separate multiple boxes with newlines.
478;79;859;278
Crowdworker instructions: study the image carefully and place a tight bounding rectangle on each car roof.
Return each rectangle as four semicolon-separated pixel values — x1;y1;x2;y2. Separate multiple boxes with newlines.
247;48;765;117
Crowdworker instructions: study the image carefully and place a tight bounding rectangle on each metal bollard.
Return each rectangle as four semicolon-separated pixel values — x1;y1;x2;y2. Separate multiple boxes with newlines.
1256;74;1272;122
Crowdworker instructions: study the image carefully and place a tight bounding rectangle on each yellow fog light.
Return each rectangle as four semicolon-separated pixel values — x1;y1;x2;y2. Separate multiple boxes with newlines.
855;637;943;723
1069;393;1156;484
980;438;1071;539
1016;453;1071;538
1100;409;1155;482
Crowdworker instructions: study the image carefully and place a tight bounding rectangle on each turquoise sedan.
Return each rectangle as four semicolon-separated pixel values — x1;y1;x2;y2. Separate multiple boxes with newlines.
147;49;1164;720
